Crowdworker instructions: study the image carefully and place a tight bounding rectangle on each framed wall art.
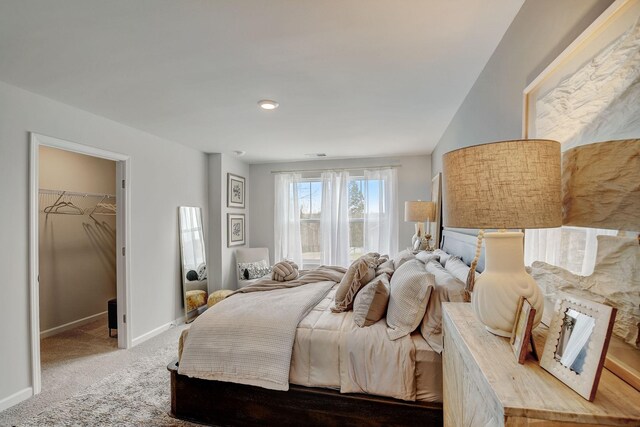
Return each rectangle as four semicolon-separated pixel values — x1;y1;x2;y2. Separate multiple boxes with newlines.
227;213;245;247
227;173;246;208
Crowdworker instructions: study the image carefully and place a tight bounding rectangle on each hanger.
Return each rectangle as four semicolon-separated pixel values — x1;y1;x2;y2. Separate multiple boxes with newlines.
43;191;85;215
88;195;116;221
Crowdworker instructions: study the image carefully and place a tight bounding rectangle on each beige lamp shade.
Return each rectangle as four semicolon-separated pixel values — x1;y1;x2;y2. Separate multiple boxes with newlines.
404;200;435;222
443;139;562;229
563;139;640;231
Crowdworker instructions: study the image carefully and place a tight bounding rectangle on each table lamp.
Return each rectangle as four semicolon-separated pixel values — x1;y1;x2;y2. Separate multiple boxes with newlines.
443;139;561;336
404;200;436;251
562;139;639;236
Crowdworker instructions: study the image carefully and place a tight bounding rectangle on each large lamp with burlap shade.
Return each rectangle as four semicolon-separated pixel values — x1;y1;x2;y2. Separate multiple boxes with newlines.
443;139;562;336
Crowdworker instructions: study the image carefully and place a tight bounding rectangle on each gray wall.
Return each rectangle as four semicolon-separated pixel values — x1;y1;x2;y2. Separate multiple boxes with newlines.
0;79;208;406
431;0;615;175
208;153;251;290
39;147;116;333
249;155;432;261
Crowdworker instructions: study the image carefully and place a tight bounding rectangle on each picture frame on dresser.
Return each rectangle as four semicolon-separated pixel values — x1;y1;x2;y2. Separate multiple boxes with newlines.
227;173;245;208
510;297;536;365
539;295;617;401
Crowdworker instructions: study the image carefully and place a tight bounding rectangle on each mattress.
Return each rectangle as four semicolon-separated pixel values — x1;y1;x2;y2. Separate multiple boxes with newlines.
179;284;442;402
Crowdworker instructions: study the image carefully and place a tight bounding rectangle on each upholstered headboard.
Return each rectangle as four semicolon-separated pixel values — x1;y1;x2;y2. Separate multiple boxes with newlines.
440;229;485;273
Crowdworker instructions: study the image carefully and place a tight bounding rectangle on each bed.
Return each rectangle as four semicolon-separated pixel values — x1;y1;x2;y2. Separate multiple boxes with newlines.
169;229;481;426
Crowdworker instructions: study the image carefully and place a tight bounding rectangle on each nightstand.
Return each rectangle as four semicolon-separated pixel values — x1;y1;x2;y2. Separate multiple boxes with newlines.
442;303;640;426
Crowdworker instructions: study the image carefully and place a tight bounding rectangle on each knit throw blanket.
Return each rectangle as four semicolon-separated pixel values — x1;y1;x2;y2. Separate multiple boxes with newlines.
178;266;345;391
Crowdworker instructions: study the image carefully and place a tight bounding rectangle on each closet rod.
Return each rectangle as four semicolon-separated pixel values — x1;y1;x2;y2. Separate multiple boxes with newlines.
39;188;115;198
270;164;401;174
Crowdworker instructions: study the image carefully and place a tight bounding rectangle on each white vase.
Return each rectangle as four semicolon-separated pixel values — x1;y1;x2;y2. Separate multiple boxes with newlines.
472;231;543;337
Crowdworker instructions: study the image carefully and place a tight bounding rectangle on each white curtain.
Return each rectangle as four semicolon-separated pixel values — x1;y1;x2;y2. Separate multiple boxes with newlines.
320;171;351;267
525;227;618;276
179;207;205;270
274;173;303;267
560;310;596;370
363;168;398;257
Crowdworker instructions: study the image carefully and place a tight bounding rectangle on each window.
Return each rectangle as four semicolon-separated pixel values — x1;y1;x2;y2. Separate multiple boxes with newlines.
295;176;387;265
274;168;397;268
296;180;322;265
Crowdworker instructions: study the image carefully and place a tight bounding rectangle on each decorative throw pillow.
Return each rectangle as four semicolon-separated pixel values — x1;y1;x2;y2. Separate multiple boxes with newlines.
386;259;435;340
415;251;440;264
353;274;390;327
197;263;207;281
375;259;395;277
332;254;377;312
444;256;478;284
433;249;450;267
392;249;416;270
420;260;467;353
186;270;198;281
238;260;271;280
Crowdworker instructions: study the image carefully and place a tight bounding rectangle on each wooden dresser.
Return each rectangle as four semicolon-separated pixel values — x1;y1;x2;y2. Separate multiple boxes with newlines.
442;303;640;426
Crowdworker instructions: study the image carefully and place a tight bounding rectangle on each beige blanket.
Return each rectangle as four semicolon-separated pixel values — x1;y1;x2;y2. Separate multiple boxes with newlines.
231;265;346;294
178;266;344;391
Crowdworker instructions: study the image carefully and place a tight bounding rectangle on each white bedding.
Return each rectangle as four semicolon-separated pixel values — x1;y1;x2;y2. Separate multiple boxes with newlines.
179;283;442;402
289;284;442;402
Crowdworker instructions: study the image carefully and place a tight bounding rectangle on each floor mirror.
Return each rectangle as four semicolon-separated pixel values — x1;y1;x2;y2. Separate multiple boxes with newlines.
178;206;208;322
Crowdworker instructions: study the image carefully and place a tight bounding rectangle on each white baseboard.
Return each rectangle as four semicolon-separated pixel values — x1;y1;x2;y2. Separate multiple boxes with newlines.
0;387;33;412
40;311;108;339
131;315;184;347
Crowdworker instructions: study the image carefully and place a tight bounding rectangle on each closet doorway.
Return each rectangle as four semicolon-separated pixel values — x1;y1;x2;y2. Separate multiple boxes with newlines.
29;133;131;396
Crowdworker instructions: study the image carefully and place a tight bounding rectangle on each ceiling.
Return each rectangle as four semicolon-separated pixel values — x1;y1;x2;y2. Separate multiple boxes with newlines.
0;1;523;163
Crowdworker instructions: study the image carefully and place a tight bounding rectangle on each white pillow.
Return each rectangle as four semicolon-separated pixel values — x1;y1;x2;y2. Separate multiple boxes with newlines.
421;261;467;353
415;251;440;264
392;249;416;270
432;249;450;267
444;256;478;283
386;259;434;340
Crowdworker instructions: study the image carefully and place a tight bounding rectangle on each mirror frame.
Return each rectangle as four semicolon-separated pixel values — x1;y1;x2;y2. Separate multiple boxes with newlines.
540;294;616;401
178;206;208;322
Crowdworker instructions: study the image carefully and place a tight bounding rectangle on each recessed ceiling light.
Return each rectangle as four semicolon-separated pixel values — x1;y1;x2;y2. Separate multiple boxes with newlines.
233;150;246;157
258;99;279;110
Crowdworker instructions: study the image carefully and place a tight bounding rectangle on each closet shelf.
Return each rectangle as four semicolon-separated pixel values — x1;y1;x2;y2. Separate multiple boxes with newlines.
39;188;116;216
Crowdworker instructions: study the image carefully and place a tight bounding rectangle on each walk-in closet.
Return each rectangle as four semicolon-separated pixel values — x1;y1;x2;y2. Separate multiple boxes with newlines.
38;146;118;386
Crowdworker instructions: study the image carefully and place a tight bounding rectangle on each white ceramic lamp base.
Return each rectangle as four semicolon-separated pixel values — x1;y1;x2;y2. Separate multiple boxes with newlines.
471;231;543;337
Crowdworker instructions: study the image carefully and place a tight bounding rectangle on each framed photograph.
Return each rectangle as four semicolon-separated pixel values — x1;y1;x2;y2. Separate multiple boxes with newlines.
227;213;245;247
227;173;245;208
539;294;617;401
510;297;536;364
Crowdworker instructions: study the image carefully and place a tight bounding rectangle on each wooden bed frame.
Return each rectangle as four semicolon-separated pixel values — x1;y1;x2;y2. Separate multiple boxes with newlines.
169;229;480;426
168;360;443;426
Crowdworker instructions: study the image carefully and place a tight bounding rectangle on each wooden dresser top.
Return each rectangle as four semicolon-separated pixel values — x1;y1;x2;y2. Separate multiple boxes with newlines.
443;303;640;426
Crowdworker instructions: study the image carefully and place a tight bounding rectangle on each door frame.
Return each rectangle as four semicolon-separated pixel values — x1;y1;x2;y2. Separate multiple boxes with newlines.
29;132;132;395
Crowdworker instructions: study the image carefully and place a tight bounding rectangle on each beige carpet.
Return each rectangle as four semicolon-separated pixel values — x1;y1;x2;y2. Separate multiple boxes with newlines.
0;316;198;426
